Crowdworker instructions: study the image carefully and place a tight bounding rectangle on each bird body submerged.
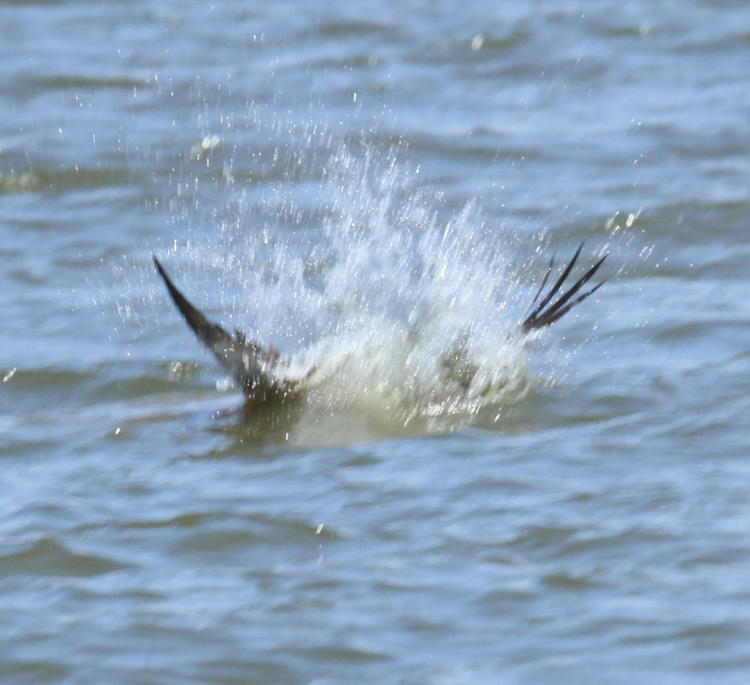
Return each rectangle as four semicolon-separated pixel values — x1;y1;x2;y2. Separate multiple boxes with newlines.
153;246;605;406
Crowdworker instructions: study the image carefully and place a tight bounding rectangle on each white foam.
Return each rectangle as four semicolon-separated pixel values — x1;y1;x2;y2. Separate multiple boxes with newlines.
254;144;534;433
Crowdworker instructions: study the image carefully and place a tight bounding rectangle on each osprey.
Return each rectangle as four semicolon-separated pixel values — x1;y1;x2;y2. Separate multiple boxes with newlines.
153;245;605;404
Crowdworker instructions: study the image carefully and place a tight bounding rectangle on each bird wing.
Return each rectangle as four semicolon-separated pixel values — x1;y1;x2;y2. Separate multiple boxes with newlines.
522;244;606;332
153;256;292;400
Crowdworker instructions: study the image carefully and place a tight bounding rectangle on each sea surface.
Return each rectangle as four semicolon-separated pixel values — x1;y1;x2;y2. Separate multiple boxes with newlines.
2;1;749;683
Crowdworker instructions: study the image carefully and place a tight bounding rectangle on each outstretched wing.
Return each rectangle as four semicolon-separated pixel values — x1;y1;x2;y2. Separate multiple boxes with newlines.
522;244;606;332
153;256;292;400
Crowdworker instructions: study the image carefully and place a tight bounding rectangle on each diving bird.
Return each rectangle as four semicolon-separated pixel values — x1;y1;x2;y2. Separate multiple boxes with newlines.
153;245;606;403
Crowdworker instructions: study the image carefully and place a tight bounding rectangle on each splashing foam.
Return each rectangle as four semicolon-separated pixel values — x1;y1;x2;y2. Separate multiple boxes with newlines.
181;141;533;439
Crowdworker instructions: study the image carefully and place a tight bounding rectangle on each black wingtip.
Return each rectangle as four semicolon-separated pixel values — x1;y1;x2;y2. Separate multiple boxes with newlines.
522;245;607;333
153;255;183;308
152;255;227;350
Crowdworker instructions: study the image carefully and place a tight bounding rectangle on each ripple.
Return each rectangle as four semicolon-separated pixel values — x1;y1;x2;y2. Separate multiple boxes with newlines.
168;512;341;555
1;366;95;395
0;166;135;195
194;659;297;684
318;19;396;37
2;660;70;684
505;524;578;551
0;171;39;192
297;644;391;663
0;537;128;577
542;570;602;590
31;74;150;91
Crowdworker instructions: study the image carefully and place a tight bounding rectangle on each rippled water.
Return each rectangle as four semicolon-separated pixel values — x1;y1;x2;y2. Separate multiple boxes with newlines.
2;2;750;683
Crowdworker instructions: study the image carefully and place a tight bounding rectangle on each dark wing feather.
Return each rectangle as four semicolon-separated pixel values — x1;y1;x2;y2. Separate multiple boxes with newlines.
522;245;606;332
523;256;554;318
153;256;291;399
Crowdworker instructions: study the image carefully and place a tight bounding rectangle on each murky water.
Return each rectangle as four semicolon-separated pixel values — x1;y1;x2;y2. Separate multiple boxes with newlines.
2;2;750;683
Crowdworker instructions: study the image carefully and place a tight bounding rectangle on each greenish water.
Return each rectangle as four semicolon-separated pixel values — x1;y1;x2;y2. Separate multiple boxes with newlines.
2;2;750;683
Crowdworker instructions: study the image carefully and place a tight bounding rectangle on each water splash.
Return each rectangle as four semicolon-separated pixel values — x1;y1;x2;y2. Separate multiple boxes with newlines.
190;139;536;439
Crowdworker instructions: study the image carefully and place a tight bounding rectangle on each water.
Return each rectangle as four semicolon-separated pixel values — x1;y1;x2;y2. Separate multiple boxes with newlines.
2;1;750;682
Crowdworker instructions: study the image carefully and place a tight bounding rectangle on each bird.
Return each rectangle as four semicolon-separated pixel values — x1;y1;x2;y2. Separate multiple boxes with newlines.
153;245;606;405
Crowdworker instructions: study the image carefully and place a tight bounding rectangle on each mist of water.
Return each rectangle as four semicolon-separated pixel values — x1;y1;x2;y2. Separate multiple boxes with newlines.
143;132;575;440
